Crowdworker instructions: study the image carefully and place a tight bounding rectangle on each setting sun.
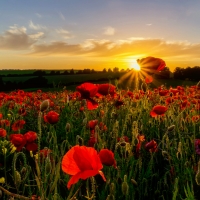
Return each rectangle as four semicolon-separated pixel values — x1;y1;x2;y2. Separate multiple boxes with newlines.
131;62;141;71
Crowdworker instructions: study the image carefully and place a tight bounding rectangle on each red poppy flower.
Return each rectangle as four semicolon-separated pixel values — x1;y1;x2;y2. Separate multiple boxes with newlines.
40;148;52;159
159;90;169;96
76;83;98;99
150;105;168;117
99;149;117;168
137;56;166;73
97;84;116;96
145;76;153;84
0;113;3;120
145;140;158;152
11;120;26;132
24;131;37;143
76;83;98;110
117;136;129;143
44;111;59;124
10;134;27;151
87;120;98;130
26;143;38;152
62;145;106;189
0;119;10;127
0;128;6;138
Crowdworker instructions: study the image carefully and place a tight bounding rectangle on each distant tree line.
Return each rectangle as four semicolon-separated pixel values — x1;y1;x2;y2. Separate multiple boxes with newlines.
0;66;199;91
173;66;200;81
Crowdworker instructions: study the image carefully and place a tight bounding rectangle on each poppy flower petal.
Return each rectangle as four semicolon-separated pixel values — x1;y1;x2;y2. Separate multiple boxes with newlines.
62;146;81;175
150;111;157;117
67;170;99;189
26;142;38;152
86;99;98;110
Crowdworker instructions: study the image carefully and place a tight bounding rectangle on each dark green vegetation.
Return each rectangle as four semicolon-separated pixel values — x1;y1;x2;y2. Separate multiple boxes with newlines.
0;66;199;92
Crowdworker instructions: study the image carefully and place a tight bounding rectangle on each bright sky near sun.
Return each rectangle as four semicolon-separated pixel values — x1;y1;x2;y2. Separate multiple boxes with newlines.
1;0;200;72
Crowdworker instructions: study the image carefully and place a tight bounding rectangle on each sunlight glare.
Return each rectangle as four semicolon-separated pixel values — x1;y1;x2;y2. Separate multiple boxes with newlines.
131;62;141;71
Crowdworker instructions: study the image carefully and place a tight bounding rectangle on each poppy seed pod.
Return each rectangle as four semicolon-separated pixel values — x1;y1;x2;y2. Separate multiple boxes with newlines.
167;125;175;132
40;100;49;112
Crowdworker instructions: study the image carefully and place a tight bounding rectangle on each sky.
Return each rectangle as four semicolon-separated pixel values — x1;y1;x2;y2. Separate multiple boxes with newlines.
1;0;200;72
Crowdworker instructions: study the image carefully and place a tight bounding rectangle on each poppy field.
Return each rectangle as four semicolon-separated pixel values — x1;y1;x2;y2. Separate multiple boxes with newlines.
0;58;200;200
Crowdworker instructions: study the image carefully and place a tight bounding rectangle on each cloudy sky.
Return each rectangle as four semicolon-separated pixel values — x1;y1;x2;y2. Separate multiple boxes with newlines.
1;0;200;72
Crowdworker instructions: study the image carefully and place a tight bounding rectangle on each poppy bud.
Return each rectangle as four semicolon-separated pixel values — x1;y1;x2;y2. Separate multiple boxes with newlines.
76;135;84;146
14;170;21;187
131;179;138;186
65;123;71;133
167;125;175;132
40;100;49;112
0;177;5;184
106;194;115;200
122;175;129;195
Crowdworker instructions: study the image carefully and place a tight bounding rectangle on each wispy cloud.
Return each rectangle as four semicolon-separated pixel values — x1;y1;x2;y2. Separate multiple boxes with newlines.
103;26;115;36
0;25;36;50
27;38;200;61
35;13;42;18
56;29;73;39
146;23;152;26
59;12;65;20
29;20;46;30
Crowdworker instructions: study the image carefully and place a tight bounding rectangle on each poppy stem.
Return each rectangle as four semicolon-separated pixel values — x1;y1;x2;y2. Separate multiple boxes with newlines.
66;184;75;200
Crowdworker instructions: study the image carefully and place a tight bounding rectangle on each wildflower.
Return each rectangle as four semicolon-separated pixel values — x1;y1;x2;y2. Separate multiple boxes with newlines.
87;120;98;130
10;134;26;151
99;149;117;169
145;140;158;152
145;76;153;84
97;83;116;96
150;105;168;117
62;145;106;189
137;56;166;72
11;120;26;132
24;131;38;152
44;111;59;124
76;82;98;110
0;128;6;138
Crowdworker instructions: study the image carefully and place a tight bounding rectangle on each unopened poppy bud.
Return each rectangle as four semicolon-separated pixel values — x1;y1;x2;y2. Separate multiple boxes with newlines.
122;181;129;196
30;151;33;157
65;123;71;132
45;157;52;174
0;177;5;184
40;100;49;112
14;170;21;186
131;179;138;186
110;182;115;194
106;194;115;200
167;125;175;132
76;135;84;146
141;83;147;92
2;147;7;155
82;117;87;125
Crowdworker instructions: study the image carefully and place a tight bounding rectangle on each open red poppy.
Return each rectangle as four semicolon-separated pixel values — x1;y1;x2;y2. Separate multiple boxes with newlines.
150;105;168;117
62;145;106;189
